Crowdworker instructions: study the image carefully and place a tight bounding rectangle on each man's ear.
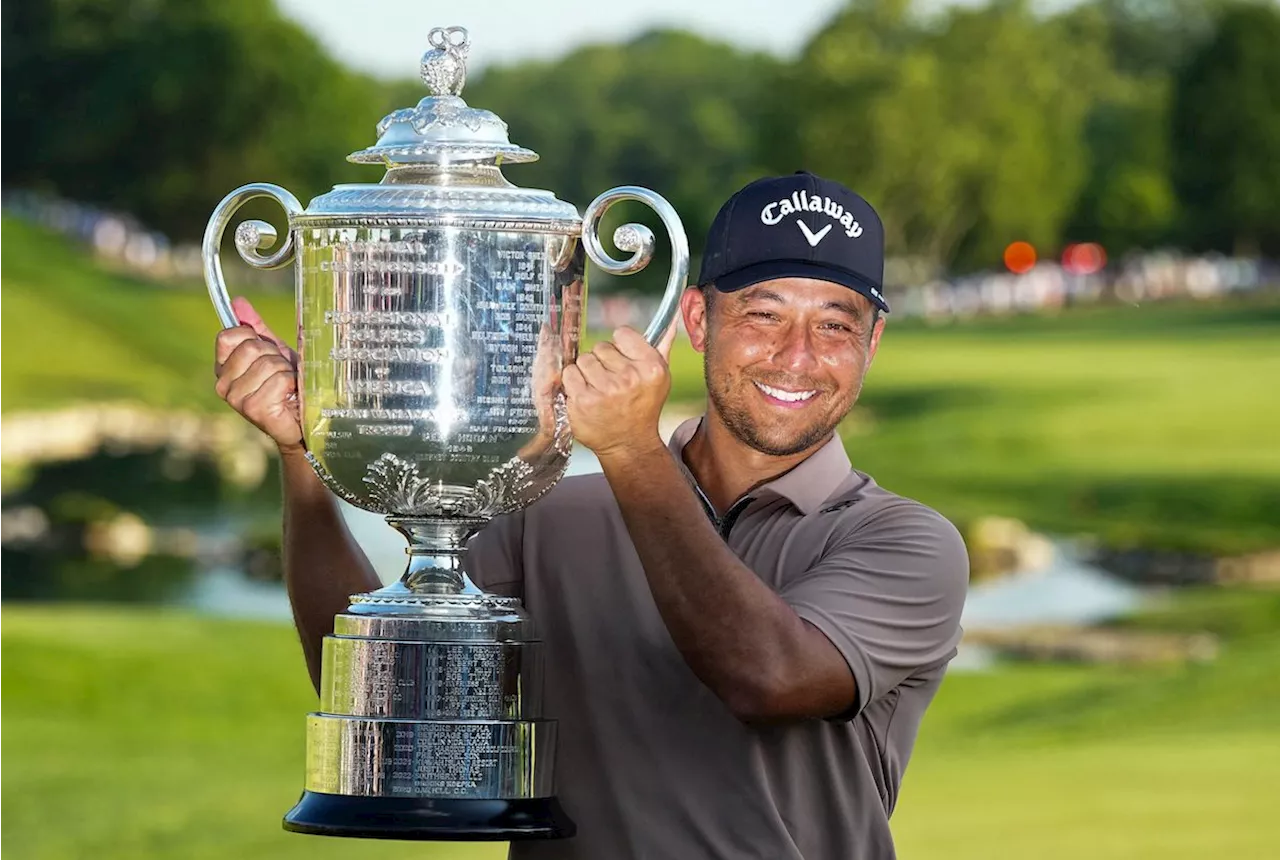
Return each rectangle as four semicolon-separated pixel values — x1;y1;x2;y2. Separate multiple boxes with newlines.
682;287;710;354
867;314;886;365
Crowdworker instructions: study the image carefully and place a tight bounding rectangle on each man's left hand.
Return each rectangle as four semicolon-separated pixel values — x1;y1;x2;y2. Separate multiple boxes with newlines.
563;323;678;461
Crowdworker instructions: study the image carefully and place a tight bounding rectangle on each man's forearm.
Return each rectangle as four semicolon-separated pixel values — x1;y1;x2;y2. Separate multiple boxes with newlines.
280;449;382;693
597;445;852;721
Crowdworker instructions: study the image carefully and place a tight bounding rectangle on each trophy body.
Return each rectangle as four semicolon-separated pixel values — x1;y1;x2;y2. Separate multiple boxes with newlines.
201;26;688;841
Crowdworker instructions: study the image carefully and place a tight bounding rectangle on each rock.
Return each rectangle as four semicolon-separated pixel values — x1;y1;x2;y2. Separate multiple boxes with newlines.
966;515;1054;581
963;624;1219;666
83;511;153;568
1216;550;1280;587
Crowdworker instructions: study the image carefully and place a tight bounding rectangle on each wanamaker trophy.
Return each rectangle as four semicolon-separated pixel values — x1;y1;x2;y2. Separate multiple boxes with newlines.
201;26;688;840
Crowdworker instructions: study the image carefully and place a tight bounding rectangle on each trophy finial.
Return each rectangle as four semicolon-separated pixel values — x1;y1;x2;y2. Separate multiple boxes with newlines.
421;26;470;96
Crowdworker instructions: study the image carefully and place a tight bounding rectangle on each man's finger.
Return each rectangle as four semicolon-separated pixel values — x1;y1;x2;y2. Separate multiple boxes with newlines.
591;341;629;372
241;369;300;416
216;338;281;392
215;325;261;370
562;364;588;400
611;326;652;361
222;353;293;407
232;296;287;349
655;318;679;363
574;353;609;389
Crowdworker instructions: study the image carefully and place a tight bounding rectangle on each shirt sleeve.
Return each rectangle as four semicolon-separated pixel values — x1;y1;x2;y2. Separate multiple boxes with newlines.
462;509;526;598
780;502;969;717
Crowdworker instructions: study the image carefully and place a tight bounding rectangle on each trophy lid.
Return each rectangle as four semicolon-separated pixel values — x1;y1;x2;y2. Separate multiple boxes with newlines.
348;27;538;167
296;25;579;228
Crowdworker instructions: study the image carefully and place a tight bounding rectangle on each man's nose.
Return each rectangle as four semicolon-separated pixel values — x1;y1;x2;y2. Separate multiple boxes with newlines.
774;323;819;373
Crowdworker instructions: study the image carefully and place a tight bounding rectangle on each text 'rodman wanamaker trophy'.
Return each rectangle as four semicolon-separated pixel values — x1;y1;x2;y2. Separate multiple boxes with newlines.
202;26;688;841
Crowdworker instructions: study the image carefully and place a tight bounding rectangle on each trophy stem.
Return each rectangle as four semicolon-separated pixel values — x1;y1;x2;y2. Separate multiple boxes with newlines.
386;516;488;597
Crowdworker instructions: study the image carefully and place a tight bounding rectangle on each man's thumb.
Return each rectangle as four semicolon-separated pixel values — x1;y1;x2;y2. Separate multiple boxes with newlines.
656;318;679;363
232;296;285;348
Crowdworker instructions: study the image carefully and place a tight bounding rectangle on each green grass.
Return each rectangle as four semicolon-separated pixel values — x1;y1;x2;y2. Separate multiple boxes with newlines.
1;218;296;412
3;593;1278;859
0;607;493;860
4;217;1278;553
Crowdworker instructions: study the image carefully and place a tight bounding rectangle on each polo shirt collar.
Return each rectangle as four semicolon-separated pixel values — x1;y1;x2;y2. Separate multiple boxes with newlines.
667;416;852;516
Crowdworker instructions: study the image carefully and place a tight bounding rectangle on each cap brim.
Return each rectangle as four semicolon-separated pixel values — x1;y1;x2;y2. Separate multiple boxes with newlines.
712;260;890;313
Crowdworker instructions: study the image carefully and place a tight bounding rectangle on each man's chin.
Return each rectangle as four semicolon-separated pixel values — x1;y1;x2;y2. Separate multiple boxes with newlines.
736;420;834;458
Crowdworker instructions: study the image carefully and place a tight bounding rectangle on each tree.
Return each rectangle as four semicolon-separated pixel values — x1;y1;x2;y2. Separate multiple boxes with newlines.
1171;2;1280;255
1065;78;1179;253
467;30;780;291
778;0;1113;272
2;0;396;238
1095;0;1224;78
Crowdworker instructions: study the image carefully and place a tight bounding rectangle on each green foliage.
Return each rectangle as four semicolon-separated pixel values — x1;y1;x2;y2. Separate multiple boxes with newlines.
468;30;780;292
1;0;395;237
1094;0;1225;77
4;0;1278;269
3;596;1278;859
778;0;1113;270
1171;1;1280;255
1065;75;1179;252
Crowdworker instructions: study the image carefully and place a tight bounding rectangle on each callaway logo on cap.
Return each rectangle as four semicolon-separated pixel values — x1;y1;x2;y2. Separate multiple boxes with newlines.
697;171;889;312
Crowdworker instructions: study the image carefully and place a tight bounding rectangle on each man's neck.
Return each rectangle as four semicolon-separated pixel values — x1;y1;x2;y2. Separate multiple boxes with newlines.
681;408;829;516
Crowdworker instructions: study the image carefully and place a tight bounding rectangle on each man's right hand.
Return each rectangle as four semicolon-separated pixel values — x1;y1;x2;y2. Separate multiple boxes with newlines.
214;296;304;455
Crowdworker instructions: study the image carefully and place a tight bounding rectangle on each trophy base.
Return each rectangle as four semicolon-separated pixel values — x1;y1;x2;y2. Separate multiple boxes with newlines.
282;791;576;841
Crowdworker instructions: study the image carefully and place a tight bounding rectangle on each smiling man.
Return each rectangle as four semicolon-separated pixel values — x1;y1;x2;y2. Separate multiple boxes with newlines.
214;172;968;860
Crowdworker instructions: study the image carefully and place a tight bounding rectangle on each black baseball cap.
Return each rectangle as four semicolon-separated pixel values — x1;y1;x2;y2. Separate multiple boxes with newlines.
697;172;888;312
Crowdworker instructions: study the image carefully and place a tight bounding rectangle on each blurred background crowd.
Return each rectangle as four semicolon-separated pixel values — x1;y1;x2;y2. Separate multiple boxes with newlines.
2;1;1277;859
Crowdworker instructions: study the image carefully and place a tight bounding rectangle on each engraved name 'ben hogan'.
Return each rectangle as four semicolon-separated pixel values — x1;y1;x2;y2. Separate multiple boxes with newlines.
760;189;865;238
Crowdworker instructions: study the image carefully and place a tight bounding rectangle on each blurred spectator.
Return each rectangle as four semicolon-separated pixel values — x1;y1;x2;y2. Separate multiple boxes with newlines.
2;191;286;288
5;190;1274;325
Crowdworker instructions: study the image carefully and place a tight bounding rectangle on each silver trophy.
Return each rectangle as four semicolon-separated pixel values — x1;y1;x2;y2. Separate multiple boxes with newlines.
202;26;688;840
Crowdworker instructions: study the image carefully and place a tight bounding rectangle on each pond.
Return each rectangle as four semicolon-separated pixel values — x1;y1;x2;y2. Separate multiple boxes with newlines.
176;442;1146;672
177;446;607;620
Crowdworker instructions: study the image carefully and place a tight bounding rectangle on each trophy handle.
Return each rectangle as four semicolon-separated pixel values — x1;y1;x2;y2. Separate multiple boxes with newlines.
202;183;304;329
581;187;690;346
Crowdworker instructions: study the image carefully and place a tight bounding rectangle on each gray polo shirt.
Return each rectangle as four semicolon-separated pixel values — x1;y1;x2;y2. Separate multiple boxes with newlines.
467;417;969;860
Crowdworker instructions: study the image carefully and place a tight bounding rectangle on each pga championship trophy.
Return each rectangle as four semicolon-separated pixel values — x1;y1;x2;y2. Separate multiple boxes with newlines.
202;26;688;840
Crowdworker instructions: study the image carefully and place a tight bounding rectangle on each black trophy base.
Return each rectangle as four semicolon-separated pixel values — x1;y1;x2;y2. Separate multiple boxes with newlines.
283;791;576;841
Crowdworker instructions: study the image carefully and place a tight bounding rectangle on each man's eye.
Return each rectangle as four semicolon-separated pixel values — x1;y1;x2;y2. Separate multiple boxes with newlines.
748;311;778;321
820;321;853;333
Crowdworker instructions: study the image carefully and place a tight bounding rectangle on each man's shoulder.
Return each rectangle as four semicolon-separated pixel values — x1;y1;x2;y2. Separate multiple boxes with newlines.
823;472;967;561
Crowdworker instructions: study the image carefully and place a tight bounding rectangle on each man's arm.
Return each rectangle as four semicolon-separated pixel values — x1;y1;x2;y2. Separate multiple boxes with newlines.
214;298;379;694
598;443;856;722
563;326;856;722
279;449;381;692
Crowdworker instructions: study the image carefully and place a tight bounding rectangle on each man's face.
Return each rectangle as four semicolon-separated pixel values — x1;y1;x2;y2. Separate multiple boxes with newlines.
682;278;884;457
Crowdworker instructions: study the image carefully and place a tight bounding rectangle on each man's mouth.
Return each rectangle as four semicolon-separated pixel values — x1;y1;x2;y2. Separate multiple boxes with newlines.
753;381;819;405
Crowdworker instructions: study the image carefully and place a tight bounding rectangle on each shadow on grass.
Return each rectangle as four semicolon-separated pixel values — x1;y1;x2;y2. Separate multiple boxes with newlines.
979;472;1280;553
962;645;1279;740
872;465;1280;555
856;384;1002;421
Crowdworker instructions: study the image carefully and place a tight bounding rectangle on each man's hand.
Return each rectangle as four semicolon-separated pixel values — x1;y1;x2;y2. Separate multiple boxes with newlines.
214;296;304;455
563;323;678;460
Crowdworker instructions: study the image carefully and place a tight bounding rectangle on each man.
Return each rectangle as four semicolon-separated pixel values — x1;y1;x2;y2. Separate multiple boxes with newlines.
215;172;968;859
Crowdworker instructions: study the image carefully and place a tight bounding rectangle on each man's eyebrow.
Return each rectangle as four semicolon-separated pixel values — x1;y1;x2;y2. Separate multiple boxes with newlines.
823;299;864;320
736;289;872;325
738;289;786;305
